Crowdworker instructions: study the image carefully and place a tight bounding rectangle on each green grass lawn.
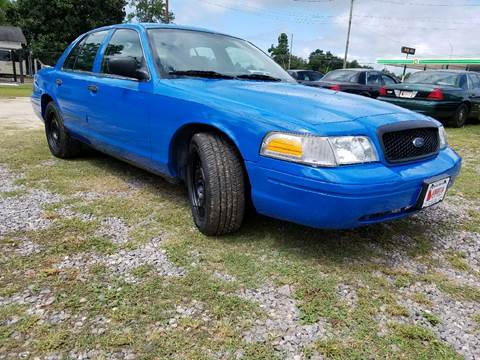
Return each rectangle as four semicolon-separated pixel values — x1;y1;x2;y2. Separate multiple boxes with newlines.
0;83;33;97
0;122;479;359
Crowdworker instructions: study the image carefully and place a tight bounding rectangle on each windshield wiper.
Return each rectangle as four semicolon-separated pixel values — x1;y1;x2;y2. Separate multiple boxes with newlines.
236;74;282;82
169;70;235;79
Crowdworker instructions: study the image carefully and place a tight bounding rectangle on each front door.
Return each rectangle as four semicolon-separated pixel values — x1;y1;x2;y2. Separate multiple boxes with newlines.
468;73;480;120
86;28;153;167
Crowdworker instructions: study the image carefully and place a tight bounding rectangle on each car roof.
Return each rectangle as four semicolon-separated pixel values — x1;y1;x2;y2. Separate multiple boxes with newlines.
327;68;368;72
90;23;235;38
289;70;322;73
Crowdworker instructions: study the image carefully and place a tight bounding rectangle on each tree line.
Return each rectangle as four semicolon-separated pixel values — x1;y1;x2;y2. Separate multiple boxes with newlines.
0;0;172;65
268;33;371;73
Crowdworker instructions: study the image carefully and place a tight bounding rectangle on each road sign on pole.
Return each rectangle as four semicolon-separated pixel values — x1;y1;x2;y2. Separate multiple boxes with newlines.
401;47;416;81
401;46;416;56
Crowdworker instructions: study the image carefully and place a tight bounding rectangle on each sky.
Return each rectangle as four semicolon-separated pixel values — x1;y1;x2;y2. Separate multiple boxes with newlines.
168;0;480;72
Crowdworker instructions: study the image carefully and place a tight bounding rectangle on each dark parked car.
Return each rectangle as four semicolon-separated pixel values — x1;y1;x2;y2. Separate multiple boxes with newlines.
310;68;399;98
378;70;480;127
287;70;324;85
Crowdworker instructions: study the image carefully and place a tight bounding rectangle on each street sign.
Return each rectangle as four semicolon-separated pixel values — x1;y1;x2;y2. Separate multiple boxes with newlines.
401;46;416;55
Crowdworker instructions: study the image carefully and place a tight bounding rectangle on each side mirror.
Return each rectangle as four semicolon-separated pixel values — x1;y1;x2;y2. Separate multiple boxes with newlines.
107;57;149;81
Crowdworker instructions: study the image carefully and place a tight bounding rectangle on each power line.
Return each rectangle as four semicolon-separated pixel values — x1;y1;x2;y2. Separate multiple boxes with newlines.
370;0;480;6
295;0;480;3
201;0;480;27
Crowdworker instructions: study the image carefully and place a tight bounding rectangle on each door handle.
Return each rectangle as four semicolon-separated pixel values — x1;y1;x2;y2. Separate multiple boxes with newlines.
55;79;62;86
87;84;98;93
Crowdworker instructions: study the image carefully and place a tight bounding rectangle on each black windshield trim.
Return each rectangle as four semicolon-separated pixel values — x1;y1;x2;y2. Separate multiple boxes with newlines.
168;70;235;79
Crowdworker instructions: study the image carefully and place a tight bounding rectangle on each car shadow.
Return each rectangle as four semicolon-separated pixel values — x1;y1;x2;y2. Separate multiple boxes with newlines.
77;149;435;263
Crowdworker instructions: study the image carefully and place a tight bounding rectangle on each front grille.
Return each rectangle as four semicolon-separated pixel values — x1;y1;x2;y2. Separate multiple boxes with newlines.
382;127;439;163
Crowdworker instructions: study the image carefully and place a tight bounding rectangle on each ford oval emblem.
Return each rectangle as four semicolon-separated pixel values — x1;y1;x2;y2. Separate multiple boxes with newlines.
413;137;425;148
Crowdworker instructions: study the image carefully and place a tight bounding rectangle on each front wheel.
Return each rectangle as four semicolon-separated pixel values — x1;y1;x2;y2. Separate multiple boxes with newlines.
186;133;245;236
449;103;469;128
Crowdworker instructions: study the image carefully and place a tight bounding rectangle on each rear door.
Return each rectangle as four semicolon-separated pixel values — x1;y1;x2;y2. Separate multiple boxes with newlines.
366;71;383;97
86;28;153;166
54;30;109;138
467;73;480;119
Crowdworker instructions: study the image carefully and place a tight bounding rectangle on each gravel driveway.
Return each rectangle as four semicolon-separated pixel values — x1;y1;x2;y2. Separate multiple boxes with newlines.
1;97;480;359
0;97;42;133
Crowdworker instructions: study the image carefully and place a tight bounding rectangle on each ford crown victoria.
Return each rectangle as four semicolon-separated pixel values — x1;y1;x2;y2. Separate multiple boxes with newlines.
32;24;462;235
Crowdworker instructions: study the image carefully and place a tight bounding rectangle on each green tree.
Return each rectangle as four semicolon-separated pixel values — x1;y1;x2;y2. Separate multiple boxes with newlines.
0;0;11;25
289;54;308;70
127;0;174;23
268;33;290;69
307;49;370;73
7;0;127;65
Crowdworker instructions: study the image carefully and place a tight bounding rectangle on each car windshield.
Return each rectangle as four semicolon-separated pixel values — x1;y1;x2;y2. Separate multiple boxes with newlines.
148;29;294;82
405;71;462;87
322;70;360;83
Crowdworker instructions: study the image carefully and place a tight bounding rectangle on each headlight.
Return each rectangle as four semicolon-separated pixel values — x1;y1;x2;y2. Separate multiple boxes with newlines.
261;132;378;167
438;126;448;149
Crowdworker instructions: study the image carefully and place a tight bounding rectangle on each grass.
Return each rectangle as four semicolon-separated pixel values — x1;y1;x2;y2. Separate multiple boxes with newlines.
446;251;469;272
473;314;480;330
0;121;479;358
0;83;33;97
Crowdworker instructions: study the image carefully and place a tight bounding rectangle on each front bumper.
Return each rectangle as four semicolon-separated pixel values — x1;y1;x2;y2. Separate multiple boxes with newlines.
378;98;459;119
246;147;461;229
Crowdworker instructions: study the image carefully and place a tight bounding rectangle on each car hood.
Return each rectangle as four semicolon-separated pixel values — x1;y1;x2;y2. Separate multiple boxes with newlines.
160;79;415;128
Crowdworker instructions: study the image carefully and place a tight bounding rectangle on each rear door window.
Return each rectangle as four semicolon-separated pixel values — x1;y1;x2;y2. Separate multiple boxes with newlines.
295;72;306;80
468;73;480;89
382;75;396;85
101;29;147;76
63;37;88;70
72;30;109;72
459;74;468;89
367;72;382;85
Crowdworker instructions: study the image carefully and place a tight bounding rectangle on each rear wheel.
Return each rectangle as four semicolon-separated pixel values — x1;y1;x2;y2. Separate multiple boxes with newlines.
44;102;82;158
186;133;245;236
449;103;469;128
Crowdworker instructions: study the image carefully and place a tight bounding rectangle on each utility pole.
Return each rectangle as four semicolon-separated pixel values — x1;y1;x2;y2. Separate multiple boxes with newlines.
165;0;169;23
288;33;294;70
343;0;354;69
401;53;409;82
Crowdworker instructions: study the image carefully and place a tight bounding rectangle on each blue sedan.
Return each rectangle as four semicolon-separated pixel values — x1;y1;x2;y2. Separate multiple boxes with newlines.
32;24;461;235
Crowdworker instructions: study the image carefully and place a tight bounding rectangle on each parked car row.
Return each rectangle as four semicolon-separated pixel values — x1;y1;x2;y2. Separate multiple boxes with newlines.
289;68;480;127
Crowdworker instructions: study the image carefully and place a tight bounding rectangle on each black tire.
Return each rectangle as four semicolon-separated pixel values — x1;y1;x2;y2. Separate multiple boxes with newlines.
186;133;245;236
44;102;82;158
449;103;469;128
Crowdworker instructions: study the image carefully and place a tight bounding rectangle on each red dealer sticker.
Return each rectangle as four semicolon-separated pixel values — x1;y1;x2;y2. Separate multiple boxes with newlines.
422;177;450;208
